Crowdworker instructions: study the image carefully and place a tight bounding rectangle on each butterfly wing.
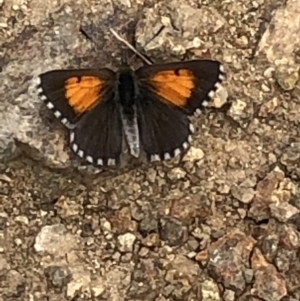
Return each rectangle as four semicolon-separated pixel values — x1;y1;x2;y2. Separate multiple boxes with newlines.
135;59;224;161
136;90;193;162
37;68;116;128
137;60;224;115
69;98;123;166
37;69;123;166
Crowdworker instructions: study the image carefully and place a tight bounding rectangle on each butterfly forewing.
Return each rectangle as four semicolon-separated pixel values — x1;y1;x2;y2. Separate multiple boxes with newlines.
37;68;116;128
136;59;225;116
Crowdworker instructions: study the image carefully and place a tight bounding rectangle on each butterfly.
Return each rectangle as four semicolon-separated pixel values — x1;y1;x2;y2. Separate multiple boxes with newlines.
37;59;225;166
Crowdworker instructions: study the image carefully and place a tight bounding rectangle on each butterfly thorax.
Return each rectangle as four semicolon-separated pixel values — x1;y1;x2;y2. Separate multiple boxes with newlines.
117;68;140;158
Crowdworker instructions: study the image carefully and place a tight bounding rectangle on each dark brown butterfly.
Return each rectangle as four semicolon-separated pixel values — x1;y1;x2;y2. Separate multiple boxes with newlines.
37;59;225;166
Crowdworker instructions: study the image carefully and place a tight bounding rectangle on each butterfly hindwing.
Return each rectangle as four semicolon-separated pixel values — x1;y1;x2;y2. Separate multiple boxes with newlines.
69;94;123;166
136;59;224;116
136;87;194;162
37;68;116;128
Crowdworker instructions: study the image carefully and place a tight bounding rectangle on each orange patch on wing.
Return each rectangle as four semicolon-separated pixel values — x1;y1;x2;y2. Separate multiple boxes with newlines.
150;69;195;106
65;76;105;113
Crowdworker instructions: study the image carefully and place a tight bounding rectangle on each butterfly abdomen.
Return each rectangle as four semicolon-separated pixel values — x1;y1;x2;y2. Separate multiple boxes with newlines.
118;69;140;158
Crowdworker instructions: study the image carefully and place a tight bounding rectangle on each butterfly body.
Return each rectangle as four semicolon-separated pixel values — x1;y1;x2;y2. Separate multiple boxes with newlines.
117;67;140;159
37;60;225;167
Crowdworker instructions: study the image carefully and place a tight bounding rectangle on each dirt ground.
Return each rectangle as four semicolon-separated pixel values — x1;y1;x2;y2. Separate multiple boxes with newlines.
1;0;300;300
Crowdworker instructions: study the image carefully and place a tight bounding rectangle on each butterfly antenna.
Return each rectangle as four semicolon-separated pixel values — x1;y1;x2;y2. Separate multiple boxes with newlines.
109;28;153;65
